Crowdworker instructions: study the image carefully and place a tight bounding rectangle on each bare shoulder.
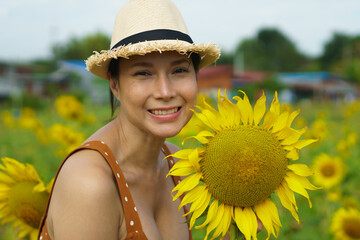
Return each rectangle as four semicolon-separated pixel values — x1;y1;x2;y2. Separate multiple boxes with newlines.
47;149;122;240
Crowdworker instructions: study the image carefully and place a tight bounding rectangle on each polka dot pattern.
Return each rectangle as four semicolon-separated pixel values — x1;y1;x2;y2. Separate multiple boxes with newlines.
37;141;192;240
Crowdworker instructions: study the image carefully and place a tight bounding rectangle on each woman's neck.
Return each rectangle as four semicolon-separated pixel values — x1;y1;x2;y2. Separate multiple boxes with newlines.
108;114;166;174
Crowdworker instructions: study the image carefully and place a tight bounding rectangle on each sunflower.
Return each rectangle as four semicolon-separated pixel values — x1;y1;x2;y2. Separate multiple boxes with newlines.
55;95;85;121
307;118;328;141
1;110;16;128
167;90;318;240
48;123;85;156
311;153;346;189
330;207;360;240
0;157;52;240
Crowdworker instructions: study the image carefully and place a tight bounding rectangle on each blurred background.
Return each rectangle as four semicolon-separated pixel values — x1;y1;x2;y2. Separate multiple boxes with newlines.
1;0;360;239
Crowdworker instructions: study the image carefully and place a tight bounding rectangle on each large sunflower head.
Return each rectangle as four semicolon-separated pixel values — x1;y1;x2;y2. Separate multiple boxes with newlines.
311;153;346;189
167;90;319;240
0;157;52;240
330;207;360;240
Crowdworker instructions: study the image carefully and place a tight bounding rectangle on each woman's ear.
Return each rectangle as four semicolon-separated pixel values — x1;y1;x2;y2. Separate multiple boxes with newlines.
108;72;121;101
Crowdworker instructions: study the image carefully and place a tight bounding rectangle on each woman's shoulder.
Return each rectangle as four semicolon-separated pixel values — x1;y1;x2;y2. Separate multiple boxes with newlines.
53;148;121;205
47;148;122;238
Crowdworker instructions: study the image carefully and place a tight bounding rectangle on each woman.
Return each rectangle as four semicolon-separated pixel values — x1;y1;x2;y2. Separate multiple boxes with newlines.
38;0;220;239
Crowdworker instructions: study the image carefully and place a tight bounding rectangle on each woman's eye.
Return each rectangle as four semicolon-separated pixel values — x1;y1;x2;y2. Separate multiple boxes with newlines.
173;68;188;74
134;71;150;76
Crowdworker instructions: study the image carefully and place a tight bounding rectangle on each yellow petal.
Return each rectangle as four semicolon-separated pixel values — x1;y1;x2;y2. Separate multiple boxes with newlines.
253;91;266;126
272;111;289;133
234;206;258;240
188;148;201;171
291;139;318;149
287;109;300;127
188;189;210;228
234;96;249;125
270;92;280;116
179;185;207;209
167;165;194;177
196;130;214;141
0;172;15;185
211;205;232;240
286;148;299;160
193;110;220;132
189;192;211;229
168;149;195;160
284;173;313;208
280;127;306;146
238;90;254;124
255;198;281;239
171;173;201;200
287;171;319;191
206;203;225;240
287;164;314;177
219;205;233;238
262;111;275;130
196;199;219;229
277;183;299;223
276;127;296;140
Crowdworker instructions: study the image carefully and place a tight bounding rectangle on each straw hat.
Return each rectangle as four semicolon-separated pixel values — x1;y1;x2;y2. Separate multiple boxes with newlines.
85;0;221;80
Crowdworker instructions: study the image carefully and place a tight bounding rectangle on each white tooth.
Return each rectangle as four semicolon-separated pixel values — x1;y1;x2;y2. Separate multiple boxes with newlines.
155;110;159;115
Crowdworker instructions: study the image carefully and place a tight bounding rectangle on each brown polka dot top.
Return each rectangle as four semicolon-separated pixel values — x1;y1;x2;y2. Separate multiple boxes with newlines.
38;141;192;240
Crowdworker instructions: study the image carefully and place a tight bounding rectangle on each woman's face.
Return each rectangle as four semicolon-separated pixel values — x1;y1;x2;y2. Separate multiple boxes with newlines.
111;51;198;138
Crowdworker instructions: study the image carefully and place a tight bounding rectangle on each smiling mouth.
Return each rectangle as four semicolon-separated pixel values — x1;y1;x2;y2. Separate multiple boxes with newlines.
149;107;181;115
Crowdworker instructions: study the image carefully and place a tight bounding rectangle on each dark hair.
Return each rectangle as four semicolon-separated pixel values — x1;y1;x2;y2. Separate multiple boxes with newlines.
108;53;200;118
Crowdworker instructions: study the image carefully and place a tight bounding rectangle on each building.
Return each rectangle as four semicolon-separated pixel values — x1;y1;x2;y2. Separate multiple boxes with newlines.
276;72;357;102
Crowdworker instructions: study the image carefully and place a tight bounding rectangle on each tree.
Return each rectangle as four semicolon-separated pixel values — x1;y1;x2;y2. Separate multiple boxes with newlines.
318;33;352;69
235;28;308;72
52;32;111;60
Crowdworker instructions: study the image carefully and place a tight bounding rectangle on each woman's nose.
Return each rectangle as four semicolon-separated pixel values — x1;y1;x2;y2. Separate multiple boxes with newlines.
153;74;176;101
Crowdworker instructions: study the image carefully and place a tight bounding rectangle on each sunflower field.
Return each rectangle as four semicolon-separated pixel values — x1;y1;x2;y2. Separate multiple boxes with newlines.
0;90;359;240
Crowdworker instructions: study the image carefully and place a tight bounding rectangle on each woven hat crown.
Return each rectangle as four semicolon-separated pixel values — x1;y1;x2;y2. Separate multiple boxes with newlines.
85;0;221;80
111;0;188;48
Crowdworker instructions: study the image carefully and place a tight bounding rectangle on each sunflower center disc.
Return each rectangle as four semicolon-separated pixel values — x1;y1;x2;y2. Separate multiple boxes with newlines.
344;218;360;238
9;182;49;228
201;126;288;207
321;164;335;177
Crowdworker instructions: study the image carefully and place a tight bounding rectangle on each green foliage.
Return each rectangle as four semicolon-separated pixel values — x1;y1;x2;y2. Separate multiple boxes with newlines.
235;28;308;72
319;33;352;69
344;58;360;83
216;51;234;65
52;32;110;60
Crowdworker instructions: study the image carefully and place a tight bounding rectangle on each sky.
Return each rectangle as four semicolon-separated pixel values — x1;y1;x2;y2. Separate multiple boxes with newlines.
1;0;360;62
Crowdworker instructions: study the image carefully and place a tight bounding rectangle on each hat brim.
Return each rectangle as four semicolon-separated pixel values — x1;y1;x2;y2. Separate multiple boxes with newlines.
85;39;221;80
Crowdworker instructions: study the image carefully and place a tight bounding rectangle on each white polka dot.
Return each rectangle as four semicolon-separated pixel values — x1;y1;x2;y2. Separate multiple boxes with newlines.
170;160;174;164
178;180;181;184
40;237;43;240
130;220;134;226
135;230;139;233
117;173;120;178
116;161;119;165
126;183;129;187
125;196;128;202
104;151;108;156
45;233;47;236
134;206;137;212
101;141;105;144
